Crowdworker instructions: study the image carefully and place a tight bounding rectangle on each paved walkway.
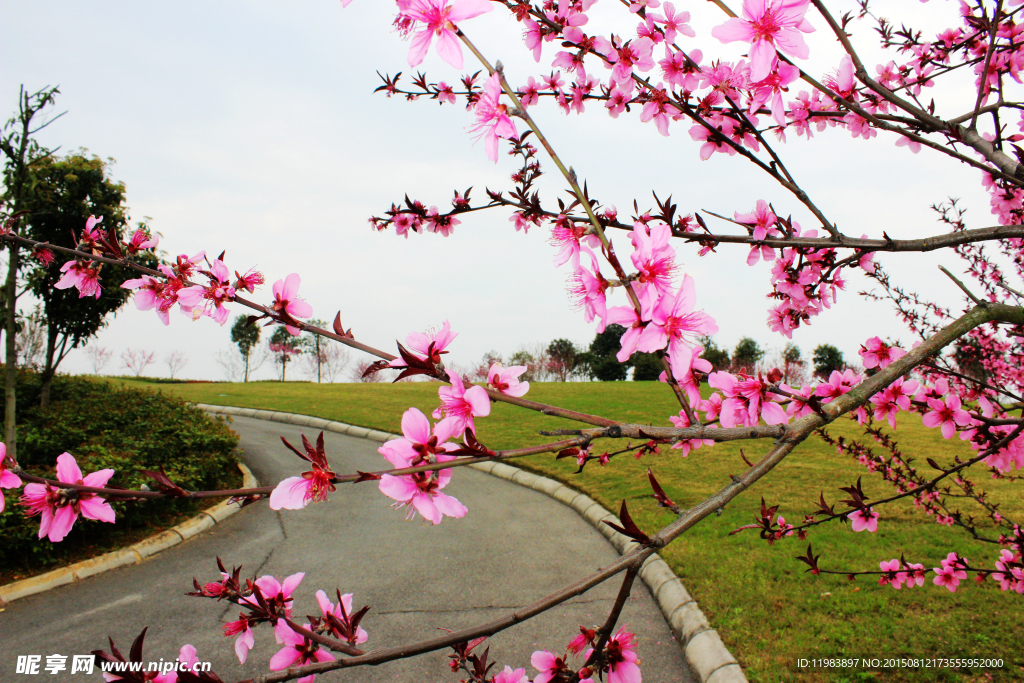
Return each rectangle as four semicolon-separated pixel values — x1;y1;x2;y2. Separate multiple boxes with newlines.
0;416;694;682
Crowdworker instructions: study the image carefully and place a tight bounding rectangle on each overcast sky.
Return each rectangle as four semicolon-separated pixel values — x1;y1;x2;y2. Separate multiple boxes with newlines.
0;0;996;381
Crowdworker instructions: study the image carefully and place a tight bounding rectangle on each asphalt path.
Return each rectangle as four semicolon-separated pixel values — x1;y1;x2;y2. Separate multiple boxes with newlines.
0;415;694;683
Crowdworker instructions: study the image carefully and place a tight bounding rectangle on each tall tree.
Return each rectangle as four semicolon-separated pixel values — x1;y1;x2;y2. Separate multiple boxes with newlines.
697;335;730;372
545;338;579;382
298;318;328;383
269;326;300;381
812;344;845;379
23;152;155;406
586;324;628;381
0;86;60;456
230;315;261;382
731;337;765;374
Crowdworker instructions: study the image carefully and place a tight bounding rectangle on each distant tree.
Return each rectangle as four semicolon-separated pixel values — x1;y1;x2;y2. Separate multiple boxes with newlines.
230;315;261;382
269;326;301;381
299;334;350;383
121;348;156;378
84;345;113;374
697;335;730;372
631;353;662;381
23;151;160;406
509;346;548;382
165;351;188;380
781;343;804;384
15;305;46;369
732;337;765;374
586;324;628;381
813;344;845;379
546;338;580;382
297;318;331;383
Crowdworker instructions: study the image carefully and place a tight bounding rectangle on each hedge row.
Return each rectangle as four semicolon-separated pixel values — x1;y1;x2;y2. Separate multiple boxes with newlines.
0;372;239;572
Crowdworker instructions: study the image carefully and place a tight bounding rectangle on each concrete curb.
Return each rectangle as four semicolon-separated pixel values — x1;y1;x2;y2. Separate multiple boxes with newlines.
0;462;258;608
201;404;747;683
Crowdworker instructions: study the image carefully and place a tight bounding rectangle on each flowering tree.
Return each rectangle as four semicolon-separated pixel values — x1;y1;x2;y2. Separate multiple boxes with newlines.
84;344;114;374
120;348;157;378
1;0;1024;681
165;350;189;380
270;326;303;382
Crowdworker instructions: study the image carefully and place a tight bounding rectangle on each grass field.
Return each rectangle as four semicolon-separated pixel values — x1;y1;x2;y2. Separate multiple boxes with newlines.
110;378;1023;683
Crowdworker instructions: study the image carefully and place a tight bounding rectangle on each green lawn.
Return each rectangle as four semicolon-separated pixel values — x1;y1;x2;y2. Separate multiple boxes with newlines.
109;378;1023;683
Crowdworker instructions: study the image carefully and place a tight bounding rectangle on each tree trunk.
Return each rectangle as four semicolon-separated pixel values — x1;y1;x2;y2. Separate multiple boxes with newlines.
243;351;249;382
4;243;19;456
39;323;58;408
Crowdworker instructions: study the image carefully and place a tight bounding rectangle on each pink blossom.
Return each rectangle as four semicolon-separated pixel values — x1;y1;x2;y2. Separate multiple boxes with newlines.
20;452;115;542
707;371;788;427
814;369;862;402
532;650;573;683
932;564;967;592
878;559;908;589
76;214;105;248
269;622;336;683
629;221;677;306
378;407;460;469
270;433;338;510
124;227;158;255
606;36;656;86
922;395;972;439
734;199;779;241
435;81;456;104
585;626;642;683
656;3;695;44
0;442;22;513
668;344;712;405
848;507;879;532
391;320;458;367
271;273;313;335
895;134;922;154
668;407;715;456
433;373;491;435
315;590;369;644
404;0;493;69
607;304;647;363
689;115;740;160
660;46;702;91
494;666;530;683
223;614;256;663
487;362;530;397
992;549;1024;593
378;410;467;524
122;275;175;325
569;247;610;331
711;0;814;82
378;453;467;524
471;73;519;163
55;261;102;299
859;336;906;369
246;573;304;644
233;267;265;293
636;275;719;359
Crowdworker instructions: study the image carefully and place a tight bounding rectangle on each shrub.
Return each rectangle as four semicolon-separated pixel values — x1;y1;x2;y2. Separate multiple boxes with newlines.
0;372;239;572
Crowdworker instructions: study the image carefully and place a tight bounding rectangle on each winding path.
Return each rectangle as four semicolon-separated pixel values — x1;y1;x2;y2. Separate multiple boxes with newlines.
0;415;695;682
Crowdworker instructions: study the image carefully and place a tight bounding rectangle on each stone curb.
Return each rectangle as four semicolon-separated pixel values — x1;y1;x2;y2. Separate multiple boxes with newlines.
199;404;747;683
0;462;258;608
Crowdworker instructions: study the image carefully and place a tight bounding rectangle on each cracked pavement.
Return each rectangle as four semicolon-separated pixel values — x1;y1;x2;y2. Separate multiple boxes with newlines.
0;415;694;682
